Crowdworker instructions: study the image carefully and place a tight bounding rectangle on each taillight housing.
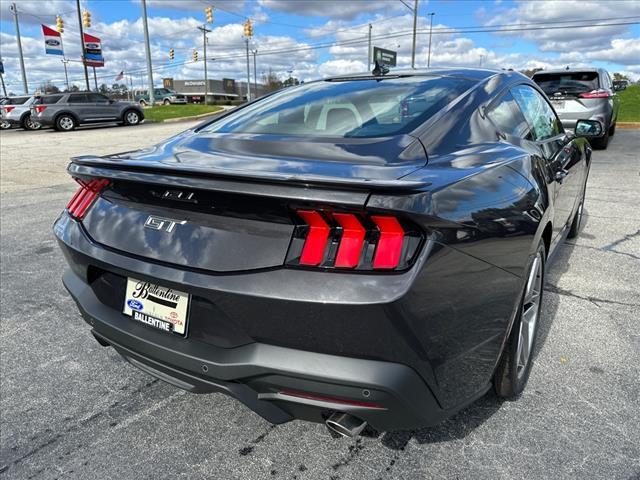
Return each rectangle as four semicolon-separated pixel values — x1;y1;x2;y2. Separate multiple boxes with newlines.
286;209;422;271
4;106;15;113
579;89;611;99
66;178;110;219
35;105;47;113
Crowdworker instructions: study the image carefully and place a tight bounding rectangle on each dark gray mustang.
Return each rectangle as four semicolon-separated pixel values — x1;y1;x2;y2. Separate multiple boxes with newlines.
56;68;597;437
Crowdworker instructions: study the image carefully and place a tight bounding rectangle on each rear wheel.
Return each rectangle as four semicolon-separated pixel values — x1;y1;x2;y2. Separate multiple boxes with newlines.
590;125;610;149
1;120;10;130
139;100;147;107
163;98;171;105
494;243;545;398
123;109;141;126
56;114;76;131
23;114;41;131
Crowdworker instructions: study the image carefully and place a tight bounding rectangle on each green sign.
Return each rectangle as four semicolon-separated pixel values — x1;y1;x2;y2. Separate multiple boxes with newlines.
373;47;397;67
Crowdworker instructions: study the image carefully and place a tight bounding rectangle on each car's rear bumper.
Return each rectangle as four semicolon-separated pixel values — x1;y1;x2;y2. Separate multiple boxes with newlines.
62;266;478;430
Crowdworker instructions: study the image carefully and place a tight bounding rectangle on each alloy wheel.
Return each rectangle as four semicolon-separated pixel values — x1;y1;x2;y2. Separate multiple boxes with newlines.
516;253;543;378
59;116;74;130
26;117;41;130
126;112;139;124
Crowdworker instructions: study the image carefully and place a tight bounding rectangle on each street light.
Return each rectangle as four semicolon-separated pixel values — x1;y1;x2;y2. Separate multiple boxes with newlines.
399;0;419;69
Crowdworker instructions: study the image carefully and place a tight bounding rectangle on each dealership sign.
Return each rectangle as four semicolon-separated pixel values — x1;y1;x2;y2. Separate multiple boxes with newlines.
373;47;397;67
83;33;104;67
42;25;64;56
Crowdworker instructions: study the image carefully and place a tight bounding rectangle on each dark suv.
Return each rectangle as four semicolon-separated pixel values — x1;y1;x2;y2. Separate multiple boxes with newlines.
32;92;144;131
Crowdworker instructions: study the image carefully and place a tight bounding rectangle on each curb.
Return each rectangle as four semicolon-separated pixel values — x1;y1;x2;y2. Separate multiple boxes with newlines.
617;122;640;130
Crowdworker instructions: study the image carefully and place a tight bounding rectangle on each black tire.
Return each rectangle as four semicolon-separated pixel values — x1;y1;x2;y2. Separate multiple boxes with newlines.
55;114;76;131
608;122;616;137
494;242;545;398
1;121;11;130
123;109;141;126
139;100;147;107
163;98;171;105
590;126;610;149
567;195;585;239
23;114;41;131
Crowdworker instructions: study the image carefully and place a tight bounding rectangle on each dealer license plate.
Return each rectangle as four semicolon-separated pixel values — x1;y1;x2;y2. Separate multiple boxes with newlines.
123;278;190;335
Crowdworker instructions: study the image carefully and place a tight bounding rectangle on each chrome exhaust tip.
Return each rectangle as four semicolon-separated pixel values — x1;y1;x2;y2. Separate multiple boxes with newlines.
325;412;367;438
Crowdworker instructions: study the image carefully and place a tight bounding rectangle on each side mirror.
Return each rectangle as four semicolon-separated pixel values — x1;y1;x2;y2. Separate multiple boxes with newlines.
574;119;603;138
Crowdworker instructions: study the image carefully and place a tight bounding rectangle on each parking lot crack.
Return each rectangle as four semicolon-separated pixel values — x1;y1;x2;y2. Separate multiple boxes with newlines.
545;283;640;308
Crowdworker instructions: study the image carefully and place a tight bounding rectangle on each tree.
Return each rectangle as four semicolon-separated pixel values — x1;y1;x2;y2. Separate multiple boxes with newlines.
283;76;300;87
613;72;630;82
99;83;109;94
261;69;282;93
520;68;543;78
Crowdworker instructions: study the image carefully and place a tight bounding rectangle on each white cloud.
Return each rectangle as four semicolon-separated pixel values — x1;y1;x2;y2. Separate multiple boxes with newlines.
258;0;403;20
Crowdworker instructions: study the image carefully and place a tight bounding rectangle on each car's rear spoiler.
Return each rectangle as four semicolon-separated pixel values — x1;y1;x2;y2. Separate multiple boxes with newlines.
69;157;431;207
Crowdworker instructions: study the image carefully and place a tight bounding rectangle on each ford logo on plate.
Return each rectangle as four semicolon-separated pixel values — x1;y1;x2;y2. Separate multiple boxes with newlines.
127;299;143;311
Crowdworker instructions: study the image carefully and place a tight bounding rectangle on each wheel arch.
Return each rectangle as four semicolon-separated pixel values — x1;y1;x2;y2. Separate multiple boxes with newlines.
54;110;80;125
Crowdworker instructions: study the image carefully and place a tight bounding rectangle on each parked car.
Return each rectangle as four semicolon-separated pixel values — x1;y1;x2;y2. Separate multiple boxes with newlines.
55;68;597;437
32;92;144;131
0;95;41;130
135;88;187;106
0;97;10;129
532;68;621;149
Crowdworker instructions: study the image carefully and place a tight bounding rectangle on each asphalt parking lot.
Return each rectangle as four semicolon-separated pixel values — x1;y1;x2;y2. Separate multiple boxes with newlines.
1;123;639;480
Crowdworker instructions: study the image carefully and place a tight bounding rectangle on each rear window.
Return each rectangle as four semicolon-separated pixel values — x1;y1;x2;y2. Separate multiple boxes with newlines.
532;72;600;95
5;96;30;105
34;95;63;105
202;76;474;138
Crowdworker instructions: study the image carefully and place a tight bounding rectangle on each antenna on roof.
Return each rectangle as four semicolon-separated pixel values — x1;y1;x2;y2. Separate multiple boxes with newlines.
372;60;389;77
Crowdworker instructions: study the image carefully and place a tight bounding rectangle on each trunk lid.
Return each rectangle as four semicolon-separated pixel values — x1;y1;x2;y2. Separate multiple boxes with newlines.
73;130;429;273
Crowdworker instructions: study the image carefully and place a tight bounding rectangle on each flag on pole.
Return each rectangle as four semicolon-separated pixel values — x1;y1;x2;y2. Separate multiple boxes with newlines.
115;71;124;81
42;25;64;56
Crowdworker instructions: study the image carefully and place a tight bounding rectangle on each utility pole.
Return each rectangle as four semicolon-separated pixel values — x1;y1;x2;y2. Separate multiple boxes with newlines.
411;0;418;69
10;3;28;93
75;0;90;91
0;70;7;97
251;46;257;99
427;12;435;68
479;54;484;67
92;66;98;91
141;0;155;105
61;59;70;91
198;25;211;104
368;23;372;70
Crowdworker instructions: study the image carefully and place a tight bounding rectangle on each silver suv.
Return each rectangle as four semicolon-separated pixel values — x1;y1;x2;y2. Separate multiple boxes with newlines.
31;92;144;132
532;68;621;149
1;95;41;130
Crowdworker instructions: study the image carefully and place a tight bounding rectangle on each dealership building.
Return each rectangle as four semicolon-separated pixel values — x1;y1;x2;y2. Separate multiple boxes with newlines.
162;77;268;102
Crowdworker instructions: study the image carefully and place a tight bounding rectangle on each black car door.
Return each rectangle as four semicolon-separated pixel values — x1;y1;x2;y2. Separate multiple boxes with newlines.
510;84;584;242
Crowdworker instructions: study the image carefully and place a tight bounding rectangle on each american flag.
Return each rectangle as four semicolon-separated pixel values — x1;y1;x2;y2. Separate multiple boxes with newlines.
115;71;124;81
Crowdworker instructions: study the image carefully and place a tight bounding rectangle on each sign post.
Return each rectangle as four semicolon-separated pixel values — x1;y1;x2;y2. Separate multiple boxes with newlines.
373;47;397;67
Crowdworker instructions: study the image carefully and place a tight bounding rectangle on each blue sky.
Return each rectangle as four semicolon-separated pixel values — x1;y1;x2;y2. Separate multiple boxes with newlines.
1;0;639;93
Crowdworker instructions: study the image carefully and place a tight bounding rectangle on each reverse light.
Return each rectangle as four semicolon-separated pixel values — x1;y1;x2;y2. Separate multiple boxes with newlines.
579;89;610;99
287;209;422;271
66;178;110;219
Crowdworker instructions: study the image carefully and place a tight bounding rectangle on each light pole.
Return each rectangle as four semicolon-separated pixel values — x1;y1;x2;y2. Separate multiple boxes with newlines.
10;3;28;93
198;25;212;104
479;54;484;67
61;59;70;91
426;12;435;68
74;0;90;91
399;0;419;69
141;0;155;105
368;23;372;70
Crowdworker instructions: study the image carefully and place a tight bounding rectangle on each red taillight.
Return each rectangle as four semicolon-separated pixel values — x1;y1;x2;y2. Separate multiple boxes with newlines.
4;106;15;113
371;215;405;269
290;209;419;271
36;105;47;113
579;89;610;99
333;213;365;268
297;210;330;266
66;178;110;219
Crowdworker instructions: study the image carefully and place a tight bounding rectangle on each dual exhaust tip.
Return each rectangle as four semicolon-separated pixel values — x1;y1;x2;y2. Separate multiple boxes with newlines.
325;412;367;438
